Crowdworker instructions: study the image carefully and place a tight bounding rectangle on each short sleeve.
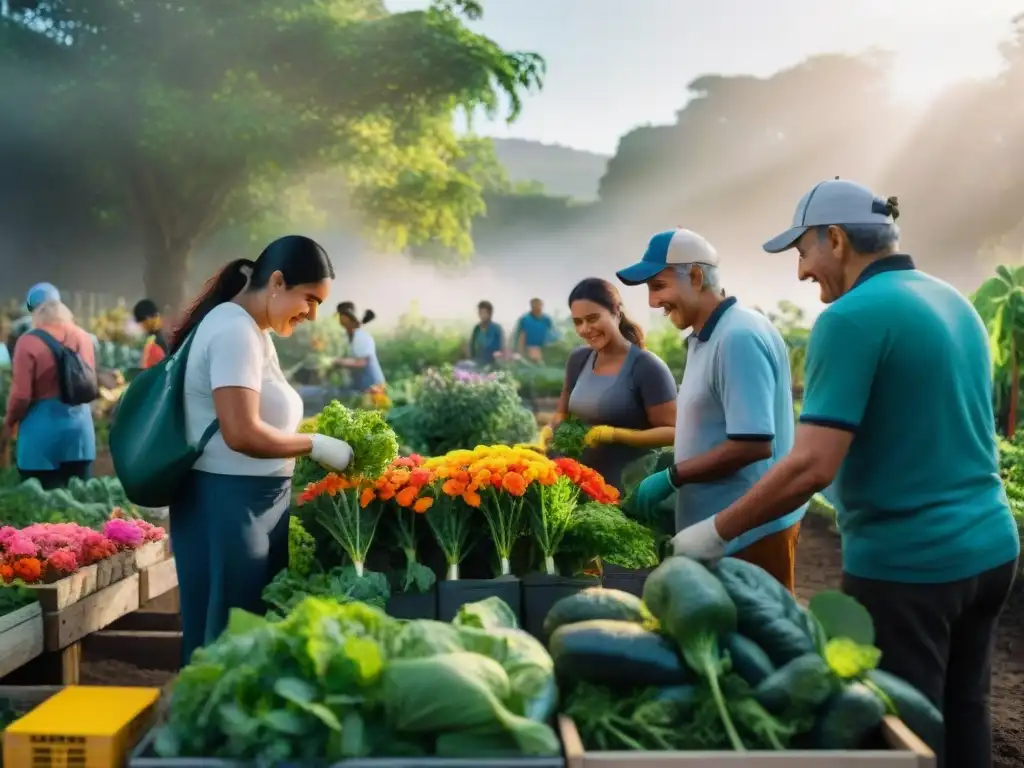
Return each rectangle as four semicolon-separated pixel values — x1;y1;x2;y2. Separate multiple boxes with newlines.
207;315;264;392
800;310;881;431
351;330;375;358
634;351;677;407
716;329;777;440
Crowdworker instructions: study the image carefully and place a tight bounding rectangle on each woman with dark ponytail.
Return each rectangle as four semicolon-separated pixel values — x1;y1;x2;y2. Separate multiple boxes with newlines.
334;302;385;393
541;277;677;491
171;235;353;662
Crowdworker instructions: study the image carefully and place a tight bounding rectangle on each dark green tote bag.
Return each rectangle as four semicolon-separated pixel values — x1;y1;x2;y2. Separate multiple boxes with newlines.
109;330;219;507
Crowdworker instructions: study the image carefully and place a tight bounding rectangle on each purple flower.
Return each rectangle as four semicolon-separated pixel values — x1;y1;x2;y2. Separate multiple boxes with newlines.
103;519;144;548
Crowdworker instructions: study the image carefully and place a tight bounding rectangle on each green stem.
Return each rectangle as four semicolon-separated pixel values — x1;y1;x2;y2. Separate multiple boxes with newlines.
685;634;745;752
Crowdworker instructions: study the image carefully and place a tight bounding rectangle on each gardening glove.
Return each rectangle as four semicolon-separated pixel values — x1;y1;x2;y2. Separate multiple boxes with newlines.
310;434;354;471
670;516;727;563
632;469;677;517
583;425;617;446
538;425;554;451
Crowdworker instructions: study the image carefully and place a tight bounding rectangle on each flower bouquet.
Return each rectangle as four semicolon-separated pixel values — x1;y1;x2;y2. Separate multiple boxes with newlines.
298;474;380;578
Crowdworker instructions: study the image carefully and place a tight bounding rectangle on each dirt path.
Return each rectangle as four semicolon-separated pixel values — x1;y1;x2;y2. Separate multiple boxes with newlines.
796;513;1024;768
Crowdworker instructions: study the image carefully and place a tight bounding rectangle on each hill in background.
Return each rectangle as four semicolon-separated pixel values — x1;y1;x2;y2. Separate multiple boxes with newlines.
491;138;608;201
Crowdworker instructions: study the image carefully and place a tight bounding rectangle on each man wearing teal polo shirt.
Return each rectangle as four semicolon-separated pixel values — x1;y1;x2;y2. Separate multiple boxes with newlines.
618;228;805;591
671;179;1019;767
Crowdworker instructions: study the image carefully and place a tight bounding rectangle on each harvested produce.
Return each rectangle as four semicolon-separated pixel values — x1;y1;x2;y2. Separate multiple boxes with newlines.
547;556;942;754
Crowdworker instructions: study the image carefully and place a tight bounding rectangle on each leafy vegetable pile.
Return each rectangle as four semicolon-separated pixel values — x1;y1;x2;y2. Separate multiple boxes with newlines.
549;415;589;459
547;558;943;753
153;596;560;763
294;400;399;488
0;476;137;529
0;585;35;617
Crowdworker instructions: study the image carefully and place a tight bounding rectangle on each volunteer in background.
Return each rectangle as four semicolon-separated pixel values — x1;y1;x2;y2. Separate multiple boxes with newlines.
170;235;355;662
133;298;169;369
671;180;1019;768
1;283;97;489
515;297;557;363
467;300;505;366
616;229;804;590
335;301;386;393
542;277;676;493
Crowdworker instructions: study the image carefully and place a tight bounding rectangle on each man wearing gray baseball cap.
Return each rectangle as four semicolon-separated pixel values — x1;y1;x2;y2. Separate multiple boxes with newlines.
671;178;1019;766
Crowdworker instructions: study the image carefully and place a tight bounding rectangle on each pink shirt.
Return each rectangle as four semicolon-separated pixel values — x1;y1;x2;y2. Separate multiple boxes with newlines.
5;323;96;428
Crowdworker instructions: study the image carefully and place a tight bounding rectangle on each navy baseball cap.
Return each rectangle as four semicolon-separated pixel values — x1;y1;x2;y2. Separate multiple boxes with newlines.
25;283;60;312
616;228;719;286
763;179;896;253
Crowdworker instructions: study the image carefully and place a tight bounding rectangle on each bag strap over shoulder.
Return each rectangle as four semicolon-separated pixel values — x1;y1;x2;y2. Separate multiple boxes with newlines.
198;420;220;451
28;329;65;362
170;328;221;450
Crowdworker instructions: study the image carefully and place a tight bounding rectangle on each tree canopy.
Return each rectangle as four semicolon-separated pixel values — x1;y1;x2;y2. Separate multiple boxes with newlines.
0;0;544;308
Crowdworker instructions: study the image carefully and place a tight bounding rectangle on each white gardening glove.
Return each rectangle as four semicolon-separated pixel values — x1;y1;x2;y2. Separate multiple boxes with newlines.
309;434;354;471
671;516;727;563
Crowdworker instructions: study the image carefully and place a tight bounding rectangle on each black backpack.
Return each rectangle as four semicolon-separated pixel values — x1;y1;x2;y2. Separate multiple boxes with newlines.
29;329;99;406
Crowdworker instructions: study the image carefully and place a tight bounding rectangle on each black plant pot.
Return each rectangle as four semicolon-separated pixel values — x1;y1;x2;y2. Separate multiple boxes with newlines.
601;562;655;598
520;573;600;641
437;575;522;624
385;586;438;620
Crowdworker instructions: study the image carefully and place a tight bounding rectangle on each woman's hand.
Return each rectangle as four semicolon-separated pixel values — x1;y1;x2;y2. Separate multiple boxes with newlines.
584;425;618;446
310;435;354;471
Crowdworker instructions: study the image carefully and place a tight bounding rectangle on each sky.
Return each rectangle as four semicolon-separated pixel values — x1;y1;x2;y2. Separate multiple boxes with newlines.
387;0;1021;155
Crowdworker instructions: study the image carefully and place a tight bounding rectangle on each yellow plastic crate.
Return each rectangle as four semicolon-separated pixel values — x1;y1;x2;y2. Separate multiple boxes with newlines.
3;686;160;768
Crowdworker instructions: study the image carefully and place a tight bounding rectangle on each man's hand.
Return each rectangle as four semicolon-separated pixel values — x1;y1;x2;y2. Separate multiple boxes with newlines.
583;425;616;447
670;516;727;563
632;469;676;515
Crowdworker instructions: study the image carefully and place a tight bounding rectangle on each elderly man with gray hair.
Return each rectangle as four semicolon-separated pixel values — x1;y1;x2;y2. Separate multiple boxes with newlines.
615;228;804;591
670;179;1019;767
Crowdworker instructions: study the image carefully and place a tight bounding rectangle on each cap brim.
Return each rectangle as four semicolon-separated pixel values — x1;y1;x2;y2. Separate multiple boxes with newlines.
616;261;666;286
762;226;808;254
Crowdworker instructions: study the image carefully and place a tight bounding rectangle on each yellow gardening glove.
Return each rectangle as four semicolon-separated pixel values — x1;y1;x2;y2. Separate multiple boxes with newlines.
538;425;554;451
584;425;618;447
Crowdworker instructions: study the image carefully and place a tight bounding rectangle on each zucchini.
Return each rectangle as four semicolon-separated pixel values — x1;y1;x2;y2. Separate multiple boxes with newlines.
866;669;943;753
548;619;693;688
723;632;775;687
651;684;700;714
642;556;744;751
542;587;652;637
754;653;837;715
814;682;885;749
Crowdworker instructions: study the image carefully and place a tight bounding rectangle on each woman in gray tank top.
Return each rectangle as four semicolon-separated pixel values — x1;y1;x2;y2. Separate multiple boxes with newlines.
547;278;678;492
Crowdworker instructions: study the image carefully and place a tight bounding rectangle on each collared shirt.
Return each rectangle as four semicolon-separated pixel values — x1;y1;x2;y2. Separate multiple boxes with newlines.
470;322;504;365
801;254;1019;583
516;313;555;348
675;297;805;552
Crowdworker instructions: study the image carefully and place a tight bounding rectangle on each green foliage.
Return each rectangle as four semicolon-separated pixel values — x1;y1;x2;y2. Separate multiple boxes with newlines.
388;367;537;455
295;401;399;489
558;502;661;573
973;264;1024;435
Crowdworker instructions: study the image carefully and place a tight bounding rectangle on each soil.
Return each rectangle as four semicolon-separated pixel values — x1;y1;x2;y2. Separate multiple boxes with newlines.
796;513;1024;768
72;512;1024;765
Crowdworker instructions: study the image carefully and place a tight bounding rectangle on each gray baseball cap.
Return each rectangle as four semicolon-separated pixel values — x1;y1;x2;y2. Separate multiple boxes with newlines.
763;179;896;253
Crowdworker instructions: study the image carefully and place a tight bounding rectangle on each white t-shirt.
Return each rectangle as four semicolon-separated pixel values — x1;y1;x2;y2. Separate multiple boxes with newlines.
184;303;304;477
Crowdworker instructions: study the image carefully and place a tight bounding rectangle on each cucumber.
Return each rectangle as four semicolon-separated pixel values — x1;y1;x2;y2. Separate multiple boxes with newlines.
548;620;693;688
866;669;943;753
723;633;775;687
651;684;700;715
754;653;837;715
542;587;652;638
814;682;885;749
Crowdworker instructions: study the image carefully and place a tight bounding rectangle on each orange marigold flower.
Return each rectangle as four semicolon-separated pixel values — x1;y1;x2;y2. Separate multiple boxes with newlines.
410;468;432;488
377;484;396;501
442;478;467;497
502;472;527;497
12;557;42;583
395;486;418;508
462;490;482;508
0;564;13;584
413;496;433;513
359;487;375;508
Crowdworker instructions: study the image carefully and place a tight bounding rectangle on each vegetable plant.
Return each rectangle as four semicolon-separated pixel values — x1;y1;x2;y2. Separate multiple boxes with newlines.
550;415;588;459
531;476;577;575
298;474;382;578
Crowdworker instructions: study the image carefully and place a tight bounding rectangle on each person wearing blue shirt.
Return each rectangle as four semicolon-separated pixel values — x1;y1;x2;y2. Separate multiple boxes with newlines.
617;228;804;592
672;179;1019;768
468;300;504;367
515;298;557;362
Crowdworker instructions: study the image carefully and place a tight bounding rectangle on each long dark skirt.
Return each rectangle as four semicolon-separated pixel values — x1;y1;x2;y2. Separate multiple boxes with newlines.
170;470;291;665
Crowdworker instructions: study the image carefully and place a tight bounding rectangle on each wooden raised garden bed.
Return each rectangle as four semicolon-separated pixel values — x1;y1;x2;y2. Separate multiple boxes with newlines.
0;604;44;679
140;557;177;604
559;715;935;768
44;573;141;651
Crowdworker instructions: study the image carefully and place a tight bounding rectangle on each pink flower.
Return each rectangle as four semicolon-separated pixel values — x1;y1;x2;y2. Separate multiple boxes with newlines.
45;548;79;574
4;535;38;558
103;519;144;548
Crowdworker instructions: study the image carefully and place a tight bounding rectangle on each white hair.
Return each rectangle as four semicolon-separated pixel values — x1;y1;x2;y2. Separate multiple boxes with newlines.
31;300;75;327
674;263;721;292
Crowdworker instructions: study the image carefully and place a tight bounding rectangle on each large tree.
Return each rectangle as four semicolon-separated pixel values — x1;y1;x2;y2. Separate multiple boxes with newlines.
1;0;543;309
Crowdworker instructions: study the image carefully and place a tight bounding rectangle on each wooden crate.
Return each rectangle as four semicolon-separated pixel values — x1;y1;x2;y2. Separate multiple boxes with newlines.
140;557;177;603
134;541;170;570
0;605;44;679
26;550;141;612
44;573;141;651
559;715;935;768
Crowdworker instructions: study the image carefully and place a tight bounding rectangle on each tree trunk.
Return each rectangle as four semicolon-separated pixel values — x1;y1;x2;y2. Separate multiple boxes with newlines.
143;239;191;317
1008;339;1019;439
